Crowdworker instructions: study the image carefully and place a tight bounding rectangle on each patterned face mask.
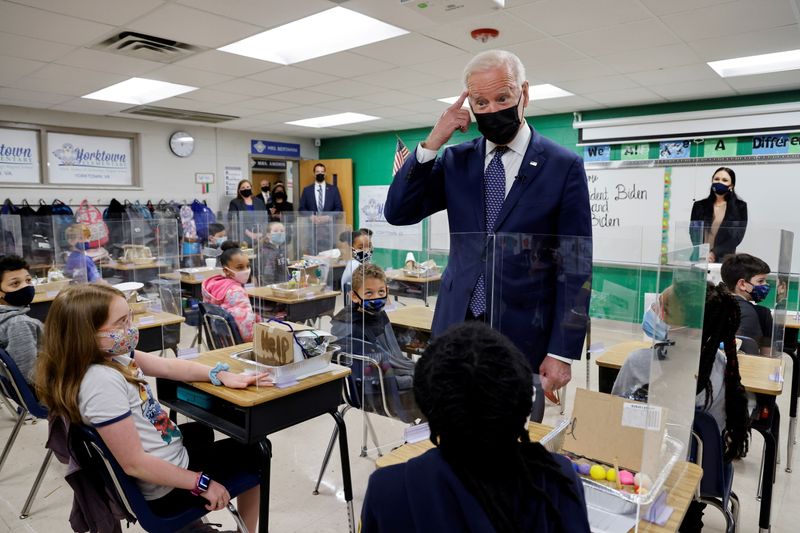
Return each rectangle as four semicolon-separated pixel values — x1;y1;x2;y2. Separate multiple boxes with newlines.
97;326;140;356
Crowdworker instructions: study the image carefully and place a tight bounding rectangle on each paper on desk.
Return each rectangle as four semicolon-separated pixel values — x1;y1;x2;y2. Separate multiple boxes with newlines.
587;343;605;354
770;366;784;383
587;504;637;533
643;490;673;526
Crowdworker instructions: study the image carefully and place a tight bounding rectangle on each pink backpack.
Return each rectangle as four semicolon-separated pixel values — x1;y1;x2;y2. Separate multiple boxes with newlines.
75;199;109;248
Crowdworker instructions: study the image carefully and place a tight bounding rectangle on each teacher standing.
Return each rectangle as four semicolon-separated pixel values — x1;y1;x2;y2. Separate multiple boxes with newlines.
690;167;747;263
384;50;592;422
228;179;267;247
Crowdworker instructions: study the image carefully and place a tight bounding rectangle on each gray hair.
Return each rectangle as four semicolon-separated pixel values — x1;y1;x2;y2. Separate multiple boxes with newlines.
463;50;527;88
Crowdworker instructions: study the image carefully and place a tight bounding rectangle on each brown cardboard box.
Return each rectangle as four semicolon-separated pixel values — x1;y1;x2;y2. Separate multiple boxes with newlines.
253;320;314;366
561;388;666;473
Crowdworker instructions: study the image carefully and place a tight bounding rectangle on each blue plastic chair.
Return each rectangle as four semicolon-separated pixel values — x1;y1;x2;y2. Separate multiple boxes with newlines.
199;302;243;350
689;409;740;533
0;348;53;519
74;424;258;533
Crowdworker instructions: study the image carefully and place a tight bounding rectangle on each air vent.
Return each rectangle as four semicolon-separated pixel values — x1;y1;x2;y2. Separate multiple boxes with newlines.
91;32;203;63
121;105;239;123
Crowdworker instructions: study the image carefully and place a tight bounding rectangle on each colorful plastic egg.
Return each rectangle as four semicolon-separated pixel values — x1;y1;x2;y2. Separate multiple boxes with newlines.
578;463;591;476
618;470;635;486
589;464;606;480
606;468;617;482
634;473;652;491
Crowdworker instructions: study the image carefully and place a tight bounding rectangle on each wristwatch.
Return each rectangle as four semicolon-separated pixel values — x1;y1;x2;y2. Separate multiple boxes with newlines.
191;472;211;496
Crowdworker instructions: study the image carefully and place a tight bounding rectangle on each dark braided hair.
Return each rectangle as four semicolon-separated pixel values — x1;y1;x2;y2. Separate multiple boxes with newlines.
414;321;581;533
697;282;750;461
219;240;244;267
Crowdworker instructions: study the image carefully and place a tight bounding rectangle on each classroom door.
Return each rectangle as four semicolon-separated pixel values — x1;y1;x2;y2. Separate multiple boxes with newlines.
299;159;353;227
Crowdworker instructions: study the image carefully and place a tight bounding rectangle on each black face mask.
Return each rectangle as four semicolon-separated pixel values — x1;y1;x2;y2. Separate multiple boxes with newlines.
1;285;35;307
472;93;523;145
240;189;252;198
274;192;287;202
315;173;325;183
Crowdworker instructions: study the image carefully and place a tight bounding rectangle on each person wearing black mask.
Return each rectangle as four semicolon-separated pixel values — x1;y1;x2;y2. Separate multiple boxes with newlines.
689;167;748;263
268;181;293;221
228;179;267;247
299;163;344;215
229;179;267;213
384;49;592;422
0;255;43;384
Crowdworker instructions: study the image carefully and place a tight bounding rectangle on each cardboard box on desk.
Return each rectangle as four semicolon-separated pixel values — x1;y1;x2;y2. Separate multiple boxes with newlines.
253;320;315;366
562;389;667;474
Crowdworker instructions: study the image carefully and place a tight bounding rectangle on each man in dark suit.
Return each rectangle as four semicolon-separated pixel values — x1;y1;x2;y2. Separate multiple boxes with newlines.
384;50;592;421
299;163;344;213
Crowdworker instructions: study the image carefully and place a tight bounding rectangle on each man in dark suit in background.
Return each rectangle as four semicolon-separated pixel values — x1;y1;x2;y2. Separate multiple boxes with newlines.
385;50;592;421
299;163;344;214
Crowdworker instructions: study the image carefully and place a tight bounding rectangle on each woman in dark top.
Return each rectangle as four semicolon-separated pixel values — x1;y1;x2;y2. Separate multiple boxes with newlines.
228;179;267;213
360;321;590;533
268;181;293;221
228;179;266;247
689;167;748;263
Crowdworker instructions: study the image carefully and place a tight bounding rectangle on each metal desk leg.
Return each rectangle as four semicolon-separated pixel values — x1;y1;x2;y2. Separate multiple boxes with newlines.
332;411;355;533
787;352;799;473
258;438;272;533
757;405;779;532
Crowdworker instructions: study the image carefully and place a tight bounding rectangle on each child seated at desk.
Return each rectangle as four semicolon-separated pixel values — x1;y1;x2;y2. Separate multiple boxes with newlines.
612;282;750;532
361;321;590;532
257;222;288;286
35;284;271;532
201;241;260;342
721;253;773;355
207;223;227;248
340;227;373;292
64;224;102;283
331;263;415;390
0;255;43;383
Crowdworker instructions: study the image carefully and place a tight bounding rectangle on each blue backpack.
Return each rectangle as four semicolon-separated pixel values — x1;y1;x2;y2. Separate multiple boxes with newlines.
190;199;216;242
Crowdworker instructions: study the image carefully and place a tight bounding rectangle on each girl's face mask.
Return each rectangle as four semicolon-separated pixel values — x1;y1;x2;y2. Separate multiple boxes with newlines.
225;267;251;285
97;323;140;356
641;306;669;341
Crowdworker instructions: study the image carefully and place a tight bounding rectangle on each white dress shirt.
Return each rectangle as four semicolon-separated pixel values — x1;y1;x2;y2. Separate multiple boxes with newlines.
414;125;573;366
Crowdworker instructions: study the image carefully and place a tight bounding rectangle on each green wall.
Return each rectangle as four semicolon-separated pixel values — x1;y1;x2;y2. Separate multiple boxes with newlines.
320;90;800;321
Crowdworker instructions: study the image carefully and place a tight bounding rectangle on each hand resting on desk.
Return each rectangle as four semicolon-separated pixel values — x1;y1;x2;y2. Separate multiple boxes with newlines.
218;369;274;388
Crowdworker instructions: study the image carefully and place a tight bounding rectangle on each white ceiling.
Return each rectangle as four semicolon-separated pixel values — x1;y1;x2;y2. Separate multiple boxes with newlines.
0;0;798;138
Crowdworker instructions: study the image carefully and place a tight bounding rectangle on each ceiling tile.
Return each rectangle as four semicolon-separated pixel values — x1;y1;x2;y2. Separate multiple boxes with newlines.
126;4;262;48
0;32;74;62
12;0;165;26
49;97;130;115
639;0;736;16
236;97;301;113
660;0;796;41
349;104;419;119
510;0;652;36
296;52;395;78
0;86;72;105
596;43;702;74
208;78;289;97
422;11;548;52
649;78;737;100
560;19;678;57
179;88;250;105
528;95;603;113
304;79;385;98
248;67;338;89
397;80;465;99
316;98;383;113
357;89;428;106
558;75;640;94
724;70;800;92
397;100;450;114
351;33;463;66
13;64;128;95
0;98;51;110
0;56;47;83
532;59;615;83
584;87;667;106
505;39;587;70
145;64;234;87
178;50;278;77
55;48;163;76
0;1;113;46
353;68;444;90
688;24;800;62
268;89;341;106
175;0;331;28
627;64;720;87
408;52;475;82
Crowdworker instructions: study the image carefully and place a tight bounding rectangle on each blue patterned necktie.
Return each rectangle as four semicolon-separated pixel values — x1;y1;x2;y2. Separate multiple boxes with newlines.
469;146;507;317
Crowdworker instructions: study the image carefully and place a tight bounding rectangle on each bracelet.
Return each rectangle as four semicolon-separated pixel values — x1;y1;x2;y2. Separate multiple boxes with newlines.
209;362;230;386
190;472;211;496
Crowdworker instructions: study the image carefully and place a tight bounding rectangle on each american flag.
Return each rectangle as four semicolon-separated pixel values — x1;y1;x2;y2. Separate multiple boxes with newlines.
393;137;410;176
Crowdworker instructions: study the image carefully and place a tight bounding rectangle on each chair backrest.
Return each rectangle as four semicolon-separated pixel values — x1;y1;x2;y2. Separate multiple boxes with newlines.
198;302;243;350
736;335;759;355
690;409;729;499
0;348;47;419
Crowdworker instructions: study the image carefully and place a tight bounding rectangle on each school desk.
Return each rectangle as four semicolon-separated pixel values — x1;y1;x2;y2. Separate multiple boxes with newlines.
385;271;441;307
596;342;784;532
156;346;354;533
386;305;434;357
246;287;339;325
375;422;702;533
102;261;169;283
133;311;185;352
779;313;800;474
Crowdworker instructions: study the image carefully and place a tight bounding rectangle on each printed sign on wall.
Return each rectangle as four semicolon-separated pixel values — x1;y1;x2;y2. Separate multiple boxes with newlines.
359;185;422;250
47;132;133;185
0;127;40;183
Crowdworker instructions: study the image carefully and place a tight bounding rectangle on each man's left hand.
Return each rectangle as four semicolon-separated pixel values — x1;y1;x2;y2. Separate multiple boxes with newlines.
539;356;571;392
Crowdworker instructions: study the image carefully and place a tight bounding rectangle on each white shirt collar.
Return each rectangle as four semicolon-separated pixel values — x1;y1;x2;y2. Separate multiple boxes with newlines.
485;124;531;157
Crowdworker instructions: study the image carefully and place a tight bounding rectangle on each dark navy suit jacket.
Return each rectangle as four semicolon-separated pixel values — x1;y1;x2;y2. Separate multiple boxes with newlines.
299;182;344;213
384;128;592;371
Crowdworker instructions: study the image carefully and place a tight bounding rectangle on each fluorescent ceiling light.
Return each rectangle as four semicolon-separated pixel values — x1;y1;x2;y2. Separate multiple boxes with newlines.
82;77;196;104
708;48;800;78
286;112;379;128
438;84;573;106
218;7;408;65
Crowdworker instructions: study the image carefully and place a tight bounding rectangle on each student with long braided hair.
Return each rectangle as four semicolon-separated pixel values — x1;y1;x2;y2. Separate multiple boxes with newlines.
360;321;590;533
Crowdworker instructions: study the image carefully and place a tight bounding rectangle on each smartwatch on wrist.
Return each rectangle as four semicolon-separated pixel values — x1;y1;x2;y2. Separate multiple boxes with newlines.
191;472;211;496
